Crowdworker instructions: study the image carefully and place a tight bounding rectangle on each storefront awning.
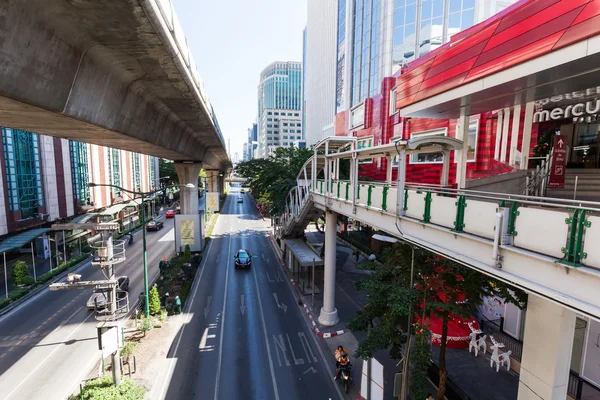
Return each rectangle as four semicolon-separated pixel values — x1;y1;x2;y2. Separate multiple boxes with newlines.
0;228;52;253
69;213;97;223
285;239;323;267
98;203;135;217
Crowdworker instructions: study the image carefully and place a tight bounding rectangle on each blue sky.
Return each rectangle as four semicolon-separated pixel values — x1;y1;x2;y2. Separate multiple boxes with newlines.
175;0;307;162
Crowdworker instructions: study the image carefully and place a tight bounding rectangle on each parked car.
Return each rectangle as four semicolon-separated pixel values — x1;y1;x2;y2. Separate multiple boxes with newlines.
165;209;175;218
146;218;164;231
87;276;129;310
237;197;243;203
234;249;252;269
241;189;245;194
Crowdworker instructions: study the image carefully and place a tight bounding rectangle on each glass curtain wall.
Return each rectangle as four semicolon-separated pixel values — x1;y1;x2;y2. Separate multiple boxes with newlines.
351;0;381;106
2;128;43;218
69;140;90;206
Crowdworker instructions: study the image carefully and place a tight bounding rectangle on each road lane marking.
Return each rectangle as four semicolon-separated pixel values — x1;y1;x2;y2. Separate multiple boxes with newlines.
157;229;216;400
286;334;304;365
272;293;287;313
252;260;280;400
4;308;93;400
240;295;245;315
203;296;212;319
298;332;318;363
213;233;232;400
199;327;216;351
303;367;317;374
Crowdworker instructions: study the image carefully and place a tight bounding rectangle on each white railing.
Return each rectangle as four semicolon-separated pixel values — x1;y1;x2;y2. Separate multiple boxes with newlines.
279;153;600;271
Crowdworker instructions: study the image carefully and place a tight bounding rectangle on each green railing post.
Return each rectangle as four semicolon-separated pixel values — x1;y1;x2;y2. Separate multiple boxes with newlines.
382;186;389;211
563;209;580;265
453;195;466;232
345;183;349;201
508;202;519;236
357;184;361;200
367;185;374;207
423;192;432;223
337;181;341;198
404;189;408;211
320;180;323;194
574;209;590;265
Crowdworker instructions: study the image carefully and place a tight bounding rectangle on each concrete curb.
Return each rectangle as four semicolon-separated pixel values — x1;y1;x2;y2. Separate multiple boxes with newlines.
266;232;349;339
0;257;92;318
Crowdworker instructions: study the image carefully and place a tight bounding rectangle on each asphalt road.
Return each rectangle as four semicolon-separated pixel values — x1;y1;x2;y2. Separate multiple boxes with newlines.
0;210;176;400
153;188;344;400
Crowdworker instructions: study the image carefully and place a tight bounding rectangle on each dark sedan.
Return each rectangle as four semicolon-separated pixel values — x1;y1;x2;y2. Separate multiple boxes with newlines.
146;219;164;231
234;249;252;269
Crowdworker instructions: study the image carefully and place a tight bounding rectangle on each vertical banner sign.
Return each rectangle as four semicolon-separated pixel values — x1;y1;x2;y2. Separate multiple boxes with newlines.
180;220;195;245
548;136;567;189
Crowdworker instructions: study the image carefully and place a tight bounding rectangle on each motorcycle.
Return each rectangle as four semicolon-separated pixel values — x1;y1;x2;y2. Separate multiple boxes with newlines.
338;363;352;393
128;233;134;245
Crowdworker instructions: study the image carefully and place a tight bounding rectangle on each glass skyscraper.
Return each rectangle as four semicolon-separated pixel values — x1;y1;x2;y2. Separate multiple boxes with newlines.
257;61;303;158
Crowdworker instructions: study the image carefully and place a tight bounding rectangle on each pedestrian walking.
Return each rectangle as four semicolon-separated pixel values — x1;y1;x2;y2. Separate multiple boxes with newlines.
174;295;182;314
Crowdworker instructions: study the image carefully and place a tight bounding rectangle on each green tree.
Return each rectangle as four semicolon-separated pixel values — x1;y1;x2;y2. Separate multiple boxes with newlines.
148;286;161;315
236;145;312;215
183;245;191;262
159;159;178;186
348;243;527;400
12;260;32;286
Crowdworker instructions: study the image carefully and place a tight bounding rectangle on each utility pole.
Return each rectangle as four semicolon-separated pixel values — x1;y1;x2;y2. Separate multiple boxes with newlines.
49;222;129;387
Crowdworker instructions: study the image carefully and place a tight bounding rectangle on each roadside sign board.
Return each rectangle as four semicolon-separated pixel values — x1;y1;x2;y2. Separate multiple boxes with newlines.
548;135;567;189
360;358;384;400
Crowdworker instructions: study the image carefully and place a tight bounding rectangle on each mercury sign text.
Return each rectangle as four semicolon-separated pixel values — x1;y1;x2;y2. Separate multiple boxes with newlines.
533;100;600;123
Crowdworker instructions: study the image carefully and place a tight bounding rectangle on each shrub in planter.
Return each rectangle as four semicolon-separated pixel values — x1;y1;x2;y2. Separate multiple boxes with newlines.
12;260;32;286
21;276;35;286
183;245;191;262
148;286;161;315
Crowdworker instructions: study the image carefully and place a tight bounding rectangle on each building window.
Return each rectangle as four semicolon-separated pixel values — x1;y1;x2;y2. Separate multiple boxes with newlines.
287;113;292;116
267;118;273;121
294;113;299;116
389;88;397;116
455;119;479;162
3;128;44;217
132;153;141;191
109;148;121;196
357;136;374;164
275;112;279;115
267;124;272;128
350;104;365;128
69;140;90;205
410;127;448;163
283;130;288;133
283;136;288;139
268;112;272;115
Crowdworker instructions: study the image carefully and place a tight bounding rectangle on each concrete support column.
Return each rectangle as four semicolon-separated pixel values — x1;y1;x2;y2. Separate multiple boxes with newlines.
174;162;202;215
386;156;393;184
318;210;339;326
456;107;470;189
520;102;535;170
518;295;576;400
441;150;450;187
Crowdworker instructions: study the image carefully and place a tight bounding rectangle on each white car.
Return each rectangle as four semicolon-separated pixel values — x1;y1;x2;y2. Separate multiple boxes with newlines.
237;197;243;203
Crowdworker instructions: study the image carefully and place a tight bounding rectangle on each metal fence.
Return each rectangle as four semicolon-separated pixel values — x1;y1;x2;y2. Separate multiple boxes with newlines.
568;370;600;400
479;317;523;362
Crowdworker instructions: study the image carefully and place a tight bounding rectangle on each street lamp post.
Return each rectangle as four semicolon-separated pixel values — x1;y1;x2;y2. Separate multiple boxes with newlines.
88;182;194;317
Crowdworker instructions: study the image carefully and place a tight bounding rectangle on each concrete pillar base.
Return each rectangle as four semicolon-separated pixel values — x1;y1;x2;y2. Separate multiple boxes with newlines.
318;307;339;327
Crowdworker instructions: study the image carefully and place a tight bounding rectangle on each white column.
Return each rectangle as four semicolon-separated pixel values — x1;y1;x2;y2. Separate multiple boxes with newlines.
441;150;450;187
518;295;576;400
173;163;202;215
318;210;339;326
456;108;470;189
386;156;393;183
397;148;407;214
520;102;535;170
509;104;522;166
500;108;511;163
494;110;504;160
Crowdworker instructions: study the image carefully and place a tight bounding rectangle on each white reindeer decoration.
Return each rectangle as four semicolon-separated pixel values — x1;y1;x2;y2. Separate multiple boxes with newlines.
490;336;511;372
468;323;487;357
